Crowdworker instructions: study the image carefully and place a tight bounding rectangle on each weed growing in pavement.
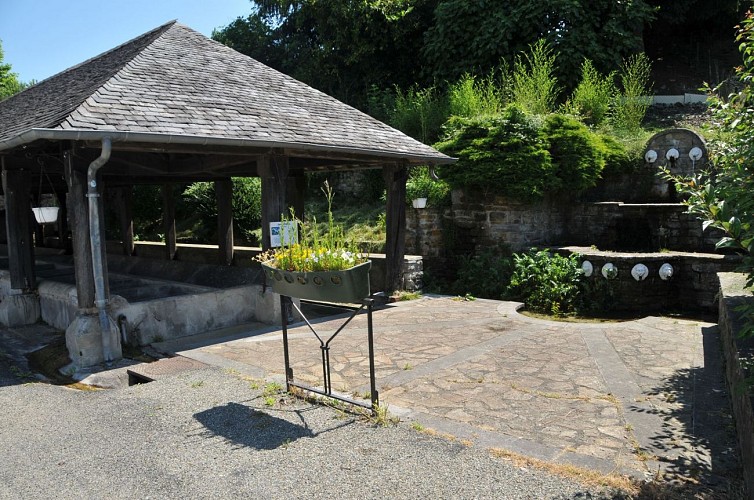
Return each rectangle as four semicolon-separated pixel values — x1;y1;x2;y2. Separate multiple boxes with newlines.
190;380;204;388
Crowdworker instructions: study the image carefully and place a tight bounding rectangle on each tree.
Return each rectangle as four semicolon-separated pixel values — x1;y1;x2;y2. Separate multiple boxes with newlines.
212;0;436;108
421;0;655;90
0;40;26;100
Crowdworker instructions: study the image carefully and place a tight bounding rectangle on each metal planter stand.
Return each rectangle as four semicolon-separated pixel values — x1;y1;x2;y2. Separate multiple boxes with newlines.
280;295;378;413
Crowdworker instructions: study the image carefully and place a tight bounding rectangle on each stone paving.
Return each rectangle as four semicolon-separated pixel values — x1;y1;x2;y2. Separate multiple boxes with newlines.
160;295;741;486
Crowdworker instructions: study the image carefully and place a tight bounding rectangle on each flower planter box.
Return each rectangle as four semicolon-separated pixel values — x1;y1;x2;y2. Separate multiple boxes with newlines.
262;260;371;303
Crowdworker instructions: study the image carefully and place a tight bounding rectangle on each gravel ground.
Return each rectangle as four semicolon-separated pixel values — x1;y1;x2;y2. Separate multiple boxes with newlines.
0;366;628;499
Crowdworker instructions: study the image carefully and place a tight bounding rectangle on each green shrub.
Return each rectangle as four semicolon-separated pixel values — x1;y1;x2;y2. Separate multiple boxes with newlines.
542;114;606;192
405;166;451;207
510;39;559;115
506;249;584;316
435;106;554;201
597;134;641;176
563;60;615;127
611;53;653;134
451;248;514;299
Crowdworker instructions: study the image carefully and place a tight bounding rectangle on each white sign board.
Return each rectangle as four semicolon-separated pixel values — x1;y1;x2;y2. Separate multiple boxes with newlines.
269;221;298;248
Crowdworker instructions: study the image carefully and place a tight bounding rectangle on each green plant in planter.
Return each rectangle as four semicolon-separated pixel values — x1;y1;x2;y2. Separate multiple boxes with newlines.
406;166;450;208
260;182;371;303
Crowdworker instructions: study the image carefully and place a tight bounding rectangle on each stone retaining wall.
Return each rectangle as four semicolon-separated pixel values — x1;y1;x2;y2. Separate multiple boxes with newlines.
717;273;754;498
559;247;741;313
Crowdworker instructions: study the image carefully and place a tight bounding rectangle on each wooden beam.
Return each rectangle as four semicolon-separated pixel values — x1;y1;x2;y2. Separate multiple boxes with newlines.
383;164;408;294
111;186;134;256
258;155;289;251
162;184;177;260
1;166;36;291
287;174;306;221
215;179;234;265
64;151;95;308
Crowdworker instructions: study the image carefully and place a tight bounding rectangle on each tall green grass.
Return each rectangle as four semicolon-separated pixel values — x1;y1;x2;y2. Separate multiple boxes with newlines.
511;40;559;115
611;53;653;134
563;60;615;127
447;71;507;118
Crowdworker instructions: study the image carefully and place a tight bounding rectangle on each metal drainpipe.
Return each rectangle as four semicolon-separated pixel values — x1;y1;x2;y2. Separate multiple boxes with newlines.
86;137;115;364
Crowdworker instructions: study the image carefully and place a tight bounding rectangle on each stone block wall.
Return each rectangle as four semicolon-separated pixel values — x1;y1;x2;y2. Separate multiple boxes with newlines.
565;202;722;253
449;190;567;253
718;273;754;498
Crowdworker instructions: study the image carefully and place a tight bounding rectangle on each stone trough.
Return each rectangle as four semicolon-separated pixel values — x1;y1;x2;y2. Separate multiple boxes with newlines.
0;253;285;347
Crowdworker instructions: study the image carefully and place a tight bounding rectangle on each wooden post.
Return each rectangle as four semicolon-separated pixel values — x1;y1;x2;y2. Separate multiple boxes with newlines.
112;186;134;256
383;164;408;293
215;179;234;265
55;186;70;252
258;155;289;251
287;174;306;221
162;183;177;260
64;151;95;309
2;166;36;291
31;194;44;248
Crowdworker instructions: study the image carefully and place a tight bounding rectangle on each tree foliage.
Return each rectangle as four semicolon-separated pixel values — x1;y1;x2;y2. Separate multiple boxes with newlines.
213;0;436;108
422;0;654;89
0;41;26;100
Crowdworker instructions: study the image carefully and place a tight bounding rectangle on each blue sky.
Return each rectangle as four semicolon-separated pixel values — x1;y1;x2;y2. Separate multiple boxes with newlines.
0;0;253;83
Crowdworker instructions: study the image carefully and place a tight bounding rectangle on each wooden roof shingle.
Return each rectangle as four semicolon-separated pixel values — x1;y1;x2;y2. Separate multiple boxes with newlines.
0;21;451;165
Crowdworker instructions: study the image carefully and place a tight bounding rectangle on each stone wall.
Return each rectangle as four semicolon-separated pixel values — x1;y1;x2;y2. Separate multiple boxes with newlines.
565;202;723;253
448;189;567;253
718;273;754;498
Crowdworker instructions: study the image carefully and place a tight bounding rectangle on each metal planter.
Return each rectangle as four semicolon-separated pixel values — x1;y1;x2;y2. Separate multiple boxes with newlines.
262;260;371;304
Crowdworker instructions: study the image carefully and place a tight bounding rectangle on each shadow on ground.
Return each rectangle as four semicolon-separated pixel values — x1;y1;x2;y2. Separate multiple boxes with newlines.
629;326;744;498
194;401;353;450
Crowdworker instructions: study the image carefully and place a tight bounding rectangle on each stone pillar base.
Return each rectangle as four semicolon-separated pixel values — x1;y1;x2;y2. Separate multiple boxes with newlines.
65;312;122;369
255;289;300;325
0;292;41;327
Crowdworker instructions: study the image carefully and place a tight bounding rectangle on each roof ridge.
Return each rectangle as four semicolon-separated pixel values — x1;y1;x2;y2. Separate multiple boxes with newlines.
7;20;177;98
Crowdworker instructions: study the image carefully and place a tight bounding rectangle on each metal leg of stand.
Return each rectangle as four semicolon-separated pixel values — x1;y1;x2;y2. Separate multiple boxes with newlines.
277;295;380;413
366;298;379;410
280;295;293;392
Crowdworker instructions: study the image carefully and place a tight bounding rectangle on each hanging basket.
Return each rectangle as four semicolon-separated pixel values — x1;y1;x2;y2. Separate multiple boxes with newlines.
412;198;427;209
32;207;59;224
262;260;371;303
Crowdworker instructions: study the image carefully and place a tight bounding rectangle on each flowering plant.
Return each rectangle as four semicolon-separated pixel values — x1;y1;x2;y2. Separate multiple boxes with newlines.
262;181;369;272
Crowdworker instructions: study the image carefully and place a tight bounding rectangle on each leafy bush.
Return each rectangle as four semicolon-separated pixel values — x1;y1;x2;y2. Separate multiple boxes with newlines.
405;166;451;207
668;12;754;336
506;249;585;316
563;60;615;127
451;248;514;299
611;53;653;134
435;106;554;200
510;40;559;115
542;114;606;192
598;134;642;176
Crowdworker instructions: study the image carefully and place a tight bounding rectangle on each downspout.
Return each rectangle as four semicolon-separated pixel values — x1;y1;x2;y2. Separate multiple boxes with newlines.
87;137;115;364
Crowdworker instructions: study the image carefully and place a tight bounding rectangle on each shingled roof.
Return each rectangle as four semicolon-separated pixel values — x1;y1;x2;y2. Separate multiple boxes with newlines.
0;21;452;165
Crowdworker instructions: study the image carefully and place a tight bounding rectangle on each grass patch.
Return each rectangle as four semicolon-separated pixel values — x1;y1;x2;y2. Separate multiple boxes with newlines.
490;448;637;494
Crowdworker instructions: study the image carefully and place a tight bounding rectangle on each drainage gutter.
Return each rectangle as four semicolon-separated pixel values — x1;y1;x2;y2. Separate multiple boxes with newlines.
86;137;115;364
